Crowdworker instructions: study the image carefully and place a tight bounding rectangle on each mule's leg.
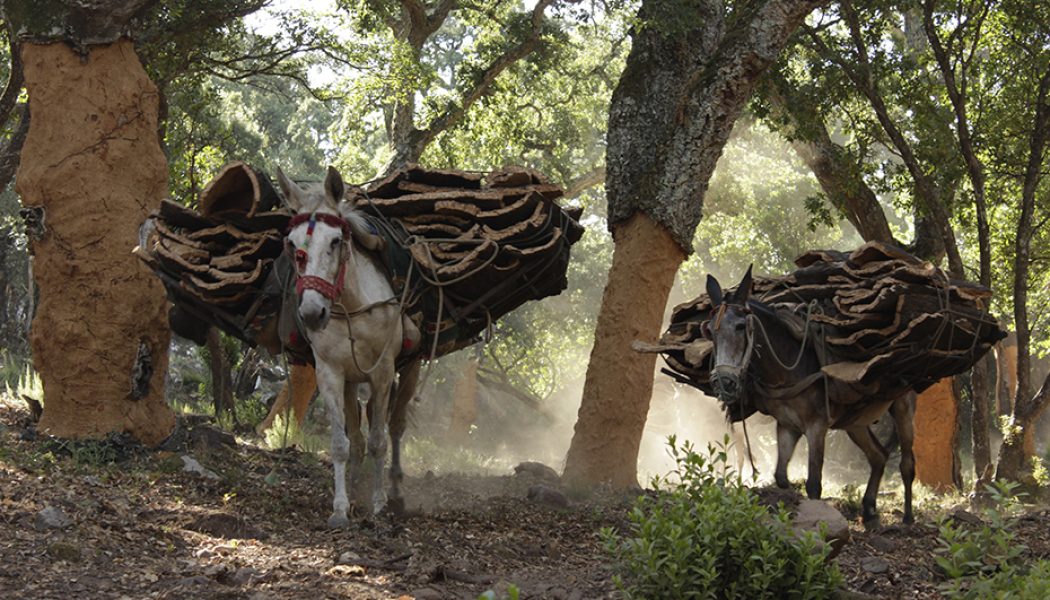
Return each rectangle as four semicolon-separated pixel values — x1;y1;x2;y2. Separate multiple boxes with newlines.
315;364;350;528
891;392;917;525
804;421;828;499
343;383;367;508
775;423;802;489
846;424;888;529
388;360;419;512
365;371;394;515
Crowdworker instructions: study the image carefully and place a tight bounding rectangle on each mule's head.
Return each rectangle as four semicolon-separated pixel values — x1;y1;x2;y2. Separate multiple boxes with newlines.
280;166;349;331
702;266;755;405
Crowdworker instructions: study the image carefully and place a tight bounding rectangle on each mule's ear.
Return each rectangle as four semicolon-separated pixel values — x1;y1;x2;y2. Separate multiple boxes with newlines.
700;320;712;340
706;274;723;306
277;168;302;211
324;165;345;203
735;264;754;304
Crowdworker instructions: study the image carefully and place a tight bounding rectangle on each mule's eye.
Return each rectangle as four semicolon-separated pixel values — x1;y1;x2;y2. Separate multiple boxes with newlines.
734;322;746;332
330;237;341;250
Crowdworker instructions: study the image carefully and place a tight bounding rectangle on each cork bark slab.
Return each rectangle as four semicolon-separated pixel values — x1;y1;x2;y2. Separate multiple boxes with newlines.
19;40;174;445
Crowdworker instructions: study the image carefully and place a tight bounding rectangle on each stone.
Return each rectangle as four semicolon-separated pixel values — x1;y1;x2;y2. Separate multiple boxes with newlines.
336;551;361;565
792;499;850;559
950;508;983;526
867;534;896;553
190;424;237;450
228;567;263;586
514;461;561;482
34;506;72;531
527;485;570;509
860;556;891;574
180;455;220;480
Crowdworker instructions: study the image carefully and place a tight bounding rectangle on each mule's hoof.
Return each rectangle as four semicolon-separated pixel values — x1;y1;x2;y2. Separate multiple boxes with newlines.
862;516;882;532
327;513;350;529
902;513;915;525
386;496;406;517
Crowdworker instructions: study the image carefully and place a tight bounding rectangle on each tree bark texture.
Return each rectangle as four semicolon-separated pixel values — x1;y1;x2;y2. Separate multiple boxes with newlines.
563;214;685;488
913;378;958;491
606;0;824;250
19;39;174;445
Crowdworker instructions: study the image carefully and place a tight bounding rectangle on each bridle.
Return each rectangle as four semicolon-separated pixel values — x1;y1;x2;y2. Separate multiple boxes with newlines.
708;302;757;400
286;212;351;301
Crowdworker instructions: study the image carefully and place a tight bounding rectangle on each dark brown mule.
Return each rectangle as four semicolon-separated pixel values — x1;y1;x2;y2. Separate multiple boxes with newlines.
704;267;915;528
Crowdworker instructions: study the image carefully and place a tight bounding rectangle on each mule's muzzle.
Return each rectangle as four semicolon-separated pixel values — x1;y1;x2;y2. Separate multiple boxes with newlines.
711;368;744;404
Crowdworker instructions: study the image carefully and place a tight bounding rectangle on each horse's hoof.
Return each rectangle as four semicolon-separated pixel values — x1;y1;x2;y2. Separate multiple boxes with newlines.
372;492;388;516
327;513;350;529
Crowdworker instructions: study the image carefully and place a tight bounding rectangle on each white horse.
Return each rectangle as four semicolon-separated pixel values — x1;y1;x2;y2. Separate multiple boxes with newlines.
279;166;420;527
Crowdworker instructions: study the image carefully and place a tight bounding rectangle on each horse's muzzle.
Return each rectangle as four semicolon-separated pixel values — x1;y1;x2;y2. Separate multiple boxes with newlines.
300;303;330;331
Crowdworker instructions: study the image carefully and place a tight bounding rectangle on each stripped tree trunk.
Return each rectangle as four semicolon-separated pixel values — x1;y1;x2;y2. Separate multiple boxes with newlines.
17;36;173;444
563;0;825;488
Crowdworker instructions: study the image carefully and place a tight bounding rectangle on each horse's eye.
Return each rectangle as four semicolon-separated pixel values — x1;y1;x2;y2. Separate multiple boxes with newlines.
735;322;746;332
330;237;341;250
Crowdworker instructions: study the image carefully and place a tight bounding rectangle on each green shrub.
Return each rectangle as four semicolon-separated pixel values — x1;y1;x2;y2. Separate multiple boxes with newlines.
603;436;842;600
937;481;1050;599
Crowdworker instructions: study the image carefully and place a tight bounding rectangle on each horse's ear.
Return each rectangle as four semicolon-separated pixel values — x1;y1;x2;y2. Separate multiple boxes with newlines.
700;320;712;340
324;165;345;204
277;168;303;211
735;264;754;304
706;274;723;307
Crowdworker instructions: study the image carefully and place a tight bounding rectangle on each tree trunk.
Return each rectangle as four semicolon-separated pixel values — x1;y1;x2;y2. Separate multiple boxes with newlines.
257;363;316;434
19;39;173;445
205;328;235;420
447;356;480;444
563;213;685;487
563;0;823;488
971;353;995;483
913;378;958;491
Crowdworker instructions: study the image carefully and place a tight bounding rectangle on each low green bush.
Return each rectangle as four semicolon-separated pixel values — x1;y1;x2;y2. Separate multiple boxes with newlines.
603;436;842;600
937;481;1050;599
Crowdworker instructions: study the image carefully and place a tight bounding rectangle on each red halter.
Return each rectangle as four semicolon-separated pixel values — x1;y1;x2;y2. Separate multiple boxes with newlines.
287;212;352;301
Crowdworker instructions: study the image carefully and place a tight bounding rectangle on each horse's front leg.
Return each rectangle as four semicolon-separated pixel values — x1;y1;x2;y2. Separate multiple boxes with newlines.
316;363;351;528
804;421;828;499
775;423;801;489
891;392;917;525
343;383;367;508
366;372;394;515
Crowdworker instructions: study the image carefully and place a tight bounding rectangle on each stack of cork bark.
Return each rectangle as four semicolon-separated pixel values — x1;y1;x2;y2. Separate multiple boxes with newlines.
353;164;584;355
655;241;1005;396
134;162;290;346
136;162;584;359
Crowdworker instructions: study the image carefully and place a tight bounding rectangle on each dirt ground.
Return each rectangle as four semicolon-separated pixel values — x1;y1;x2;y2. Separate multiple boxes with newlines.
3;401;1050;600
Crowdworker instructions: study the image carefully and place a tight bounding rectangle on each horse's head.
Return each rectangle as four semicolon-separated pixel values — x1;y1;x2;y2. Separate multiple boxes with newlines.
279;166;352;331
702;266;755;405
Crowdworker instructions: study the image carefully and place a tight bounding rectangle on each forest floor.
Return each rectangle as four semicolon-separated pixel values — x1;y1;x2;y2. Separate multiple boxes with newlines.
2;400;1050;599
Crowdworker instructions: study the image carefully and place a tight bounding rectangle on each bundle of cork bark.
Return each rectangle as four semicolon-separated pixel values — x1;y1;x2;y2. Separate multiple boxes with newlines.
136;162;584;360
134;162;290;347
352;164;584;355
653;241;1006;397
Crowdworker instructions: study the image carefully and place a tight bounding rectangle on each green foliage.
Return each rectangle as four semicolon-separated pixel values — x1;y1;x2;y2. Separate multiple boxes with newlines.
604;436;842;600
477;584;520;600
3;362;42;407
934;481;1050;599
